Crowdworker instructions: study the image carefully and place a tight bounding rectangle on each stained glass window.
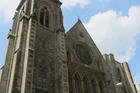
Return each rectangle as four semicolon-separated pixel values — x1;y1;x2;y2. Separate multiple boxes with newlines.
75;44;92;65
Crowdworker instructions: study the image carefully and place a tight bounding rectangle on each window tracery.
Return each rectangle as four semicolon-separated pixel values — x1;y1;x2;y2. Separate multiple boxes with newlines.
75;44;92;65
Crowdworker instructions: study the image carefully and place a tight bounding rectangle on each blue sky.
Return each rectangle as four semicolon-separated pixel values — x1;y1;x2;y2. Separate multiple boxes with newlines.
0;0;140;90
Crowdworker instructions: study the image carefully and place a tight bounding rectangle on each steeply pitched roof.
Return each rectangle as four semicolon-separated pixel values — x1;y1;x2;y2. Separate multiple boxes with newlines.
66;19;84;34
66;19;103;58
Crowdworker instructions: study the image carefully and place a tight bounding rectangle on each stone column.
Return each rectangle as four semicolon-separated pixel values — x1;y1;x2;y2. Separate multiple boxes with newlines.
55;28;69;93
19;0;36;92
81;79;84;93
0;29;16;93
7;16;27;93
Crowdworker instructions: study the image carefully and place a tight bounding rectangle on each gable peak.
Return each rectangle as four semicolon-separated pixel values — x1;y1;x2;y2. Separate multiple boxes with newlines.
77;16;82;23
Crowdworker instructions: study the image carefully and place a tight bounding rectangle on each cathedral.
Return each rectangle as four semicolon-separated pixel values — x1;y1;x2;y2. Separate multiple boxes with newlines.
0;0;138;93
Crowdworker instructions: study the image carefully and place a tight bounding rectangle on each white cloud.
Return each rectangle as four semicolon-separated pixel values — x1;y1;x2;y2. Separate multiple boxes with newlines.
98;0;110;3
0;0;20;22
84;6;140;62
0;0;89;22
60;0;90;8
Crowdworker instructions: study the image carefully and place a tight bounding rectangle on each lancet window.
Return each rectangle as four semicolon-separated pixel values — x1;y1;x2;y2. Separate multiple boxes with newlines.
74;74;80;93
99;81;104;93
92;80;96;93
40;7;49;27
83;77;90;93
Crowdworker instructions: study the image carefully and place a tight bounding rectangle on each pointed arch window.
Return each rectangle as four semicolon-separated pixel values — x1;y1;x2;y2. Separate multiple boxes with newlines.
83;77;90;93
74;74;80;93
92;80;96;93
40;7;49;28
99;81;104;93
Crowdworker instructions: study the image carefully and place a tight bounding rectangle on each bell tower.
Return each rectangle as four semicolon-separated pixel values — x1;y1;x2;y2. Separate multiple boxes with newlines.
0;0;69;93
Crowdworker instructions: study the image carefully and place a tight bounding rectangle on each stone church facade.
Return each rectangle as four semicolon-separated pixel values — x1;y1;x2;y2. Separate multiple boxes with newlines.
0;0;137;93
